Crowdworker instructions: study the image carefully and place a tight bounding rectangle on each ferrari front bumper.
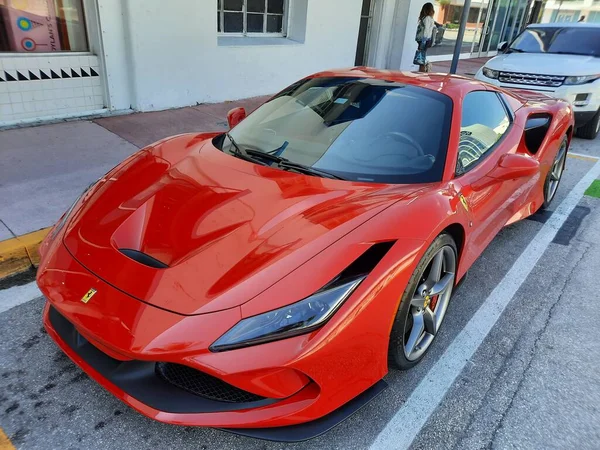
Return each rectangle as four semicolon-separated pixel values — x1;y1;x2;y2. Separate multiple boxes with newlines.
43;302;386;441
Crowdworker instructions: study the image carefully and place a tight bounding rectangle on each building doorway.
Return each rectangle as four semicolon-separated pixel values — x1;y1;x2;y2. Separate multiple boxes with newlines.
355;0;376;66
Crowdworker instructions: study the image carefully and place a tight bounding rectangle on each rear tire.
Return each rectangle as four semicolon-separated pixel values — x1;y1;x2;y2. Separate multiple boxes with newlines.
541;136;568;210
576;109;600;140
388;233;457;370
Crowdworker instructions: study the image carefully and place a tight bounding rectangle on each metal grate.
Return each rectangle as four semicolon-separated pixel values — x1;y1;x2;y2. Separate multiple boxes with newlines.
499;71;565;88
155;363;267;403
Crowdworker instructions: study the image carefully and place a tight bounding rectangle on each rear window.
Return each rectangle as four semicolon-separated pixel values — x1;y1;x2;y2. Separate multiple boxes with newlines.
510;27;600;57
219;77;453;184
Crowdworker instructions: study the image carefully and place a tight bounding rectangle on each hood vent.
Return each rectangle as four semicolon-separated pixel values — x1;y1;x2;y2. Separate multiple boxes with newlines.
119;249;169;269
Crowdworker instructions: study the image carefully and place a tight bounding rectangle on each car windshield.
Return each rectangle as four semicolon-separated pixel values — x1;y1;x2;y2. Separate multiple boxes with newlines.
509;27;600;57
216;77;453;184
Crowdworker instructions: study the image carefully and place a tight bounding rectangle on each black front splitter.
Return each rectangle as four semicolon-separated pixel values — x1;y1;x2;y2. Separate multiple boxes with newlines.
221;379;388;443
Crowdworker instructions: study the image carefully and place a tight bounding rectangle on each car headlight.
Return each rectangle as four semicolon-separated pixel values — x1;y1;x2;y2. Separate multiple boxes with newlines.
210;276;365;352
564;75;600;85
482;67;499;79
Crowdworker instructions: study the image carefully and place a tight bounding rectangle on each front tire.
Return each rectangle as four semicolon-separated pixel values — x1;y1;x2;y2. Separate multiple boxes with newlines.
576;109;600;140
388;233;457;370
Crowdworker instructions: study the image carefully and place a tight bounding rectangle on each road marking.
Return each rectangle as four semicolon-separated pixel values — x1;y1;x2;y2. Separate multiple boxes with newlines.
0;428;15;450
568;152;599;162
0;281;41;315
371;158;600;450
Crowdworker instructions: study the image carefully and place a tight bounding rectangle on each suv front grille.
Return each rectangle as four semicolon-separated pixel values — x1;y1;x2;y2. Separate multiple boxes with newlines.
155;362;267;403
499;71;565;88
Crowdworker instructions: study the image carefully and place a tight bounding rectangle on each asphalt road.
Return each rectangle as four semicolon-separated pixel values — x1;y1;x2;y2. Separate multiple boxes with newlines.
1;139;599;450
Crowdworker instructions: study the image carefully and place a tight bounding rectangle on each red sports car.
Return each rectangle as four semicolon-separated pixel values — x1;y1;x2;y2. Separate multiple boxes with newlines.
37;69;573;441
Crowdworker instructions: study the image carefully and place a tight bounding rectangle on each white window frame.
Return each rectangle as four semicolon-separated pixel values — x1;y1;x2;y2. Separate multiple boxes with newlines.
218;0;289;37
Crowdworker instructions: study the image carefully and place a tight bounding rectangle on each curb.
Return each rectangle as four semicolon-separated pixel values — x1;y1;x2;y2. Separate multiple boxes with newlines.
0;228;51;280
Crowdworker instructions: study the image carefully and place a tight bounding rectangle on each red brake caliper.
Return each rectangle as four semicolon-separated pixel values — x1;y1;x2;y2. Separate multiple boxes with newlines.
429;295;440;311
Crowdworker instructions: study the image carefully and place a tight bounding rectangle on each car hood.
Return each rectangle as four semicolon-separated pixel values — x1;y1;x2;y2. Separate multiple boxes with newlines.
486;53;600;76
64;134;419;316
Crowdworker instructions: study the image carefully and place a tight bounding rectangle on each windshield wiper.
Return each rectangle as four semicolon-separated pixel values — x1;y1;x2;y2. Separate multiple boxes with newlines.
225;138;344;180
278;160;346;180
508;48;526;53
225;133;268;166
245;148;288;164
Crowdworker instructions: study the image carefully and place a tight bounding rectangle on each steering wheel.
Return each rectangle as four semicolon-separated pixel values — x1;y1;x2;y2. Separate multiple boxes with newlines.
370;132;425;158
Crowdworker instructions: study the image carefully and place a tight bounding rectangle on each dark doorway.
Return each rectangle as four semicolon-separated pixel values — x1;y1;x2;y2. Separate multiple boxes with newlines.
355;0;375;66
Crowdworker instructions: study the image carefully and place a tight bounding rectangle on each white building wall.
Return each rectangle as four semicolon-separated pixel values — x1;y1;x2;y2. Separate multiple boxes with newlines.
366;0;428;71
0;0;107;126
100;0;363;112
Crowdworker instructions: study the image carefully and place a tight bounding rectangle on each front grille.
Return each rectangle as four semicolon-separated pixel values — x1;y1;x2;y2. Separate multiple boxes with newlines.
499;71;565;88
155;362;267;403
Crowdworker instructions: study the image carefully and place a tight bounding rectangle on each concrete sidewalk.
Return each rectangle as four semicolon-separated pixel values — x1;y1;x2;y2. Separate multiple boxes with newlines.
431;57;490;76
0;94;270;241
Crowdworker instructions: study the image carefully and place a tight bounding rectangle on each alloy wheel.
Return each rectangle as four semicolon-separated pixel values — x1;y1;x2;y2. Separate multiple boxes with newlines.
403;246;456;361
546;140;567;203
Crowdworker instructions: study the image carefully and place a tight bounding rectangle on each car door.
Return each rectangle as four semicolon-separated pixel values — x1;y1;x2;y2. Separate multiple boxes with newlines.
451;90;524;260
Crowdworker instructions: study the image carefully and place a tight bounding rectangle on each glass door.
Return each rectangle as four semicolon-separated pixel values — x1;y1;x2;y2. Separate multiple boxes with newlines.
468;0;491;55
478;0;528;56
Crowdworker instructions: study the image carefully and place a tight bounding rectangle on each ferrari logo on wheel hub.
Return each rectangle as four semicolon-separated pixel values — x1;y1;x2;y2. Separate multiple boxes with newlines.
81;288;97;304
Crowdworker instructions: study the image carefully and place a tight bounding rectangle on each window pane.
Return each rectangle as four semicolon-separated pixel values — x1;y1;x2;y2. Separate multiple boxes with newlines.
247;13;264;32
223;0;243;11
510;27;600;57
267;0;284;14
361;0;372;16
218;0;222;10
0;0;88;52
217;12;221;32
247;0;266;13
223;12;243;32
266;14;283;33
459;92;510;172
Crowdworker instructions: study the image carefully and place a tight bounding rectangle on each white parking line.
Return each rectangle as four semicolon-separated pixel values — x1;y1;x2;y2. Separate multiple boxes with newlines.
0;281;41;314
371;159;600;450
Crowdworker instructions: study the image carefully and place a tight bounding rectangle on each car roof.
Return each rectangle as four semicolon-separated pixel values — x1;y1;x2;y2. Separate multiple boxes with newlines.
308;67;486;97
527;22;600;29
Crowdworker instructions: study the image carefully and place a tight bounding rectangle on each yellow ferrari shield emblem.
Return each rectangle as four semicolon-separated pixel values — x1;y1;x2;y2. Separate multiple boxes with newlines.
459;194;469;212
81;288;97;304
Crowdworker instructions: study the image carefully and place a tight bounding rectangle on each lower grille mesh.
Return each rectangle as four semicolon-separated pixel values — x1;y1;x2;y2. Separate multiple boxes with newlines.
155;363;267;403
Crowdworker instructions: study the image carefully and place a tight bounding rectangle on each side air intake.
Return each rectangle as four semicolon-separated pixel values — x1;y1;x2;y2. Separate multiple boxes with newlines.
119;249;169;269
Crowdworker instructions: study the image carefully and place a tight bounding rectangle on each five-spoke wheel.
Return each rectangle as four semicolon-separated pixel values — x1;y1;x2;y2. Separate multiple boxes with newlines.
543;137;568;208
389;233;457;369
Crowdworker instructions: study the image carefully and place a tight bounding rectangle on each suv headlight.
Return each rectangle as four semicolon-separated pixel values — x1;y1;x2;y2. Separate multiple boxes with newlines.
210;276;365;352
482;67;499;79
564;75;600;85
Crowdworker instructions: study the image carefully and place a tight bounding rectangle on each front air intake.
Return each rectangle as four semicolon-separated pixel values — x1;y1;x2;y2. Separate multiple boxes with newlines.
155;363;268;403
119;249;169;269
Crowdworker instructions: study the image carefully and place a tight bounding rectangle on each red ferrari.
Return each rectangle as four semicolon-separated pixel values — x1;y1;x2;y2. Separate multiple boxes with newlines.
37;68;573;441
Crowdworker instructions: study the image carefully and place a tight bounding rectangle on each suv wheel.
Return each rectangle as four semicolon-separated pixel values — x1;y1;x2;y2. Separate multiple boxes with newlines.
576;109;600;140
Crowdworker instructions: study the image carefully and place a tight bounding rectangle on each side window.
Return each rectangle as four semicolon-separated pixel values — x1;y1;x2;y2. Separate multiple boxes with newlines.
457;91;511;174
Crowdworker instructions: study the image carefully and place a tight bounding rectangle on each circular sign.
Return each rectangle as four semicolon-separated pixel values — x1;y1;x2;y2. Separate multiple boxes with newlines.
17;16;32;31
21;38;37;52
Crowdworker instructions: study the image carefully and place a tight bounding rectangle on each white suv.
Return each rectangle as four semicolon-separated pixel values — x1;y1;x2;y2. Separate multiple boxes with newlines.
476;23;600;140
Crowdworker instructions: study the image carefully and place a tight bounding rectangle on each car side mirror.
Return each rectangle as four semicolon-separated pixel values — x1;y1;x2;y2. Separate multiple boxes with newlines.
227;107;246;129
497;41;508;53
491;153;539;181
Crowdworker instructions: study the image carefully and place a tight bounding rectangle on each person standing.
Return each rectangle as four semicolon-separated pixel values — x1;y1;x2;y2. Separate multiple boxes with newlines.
414;3;436;73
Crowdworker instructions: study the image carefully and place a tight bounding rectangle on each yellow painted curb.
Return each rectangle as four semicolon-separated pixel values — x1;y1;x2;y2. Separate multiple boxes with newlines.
0;427;15;450
0;227;52;280
568;153;599;162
